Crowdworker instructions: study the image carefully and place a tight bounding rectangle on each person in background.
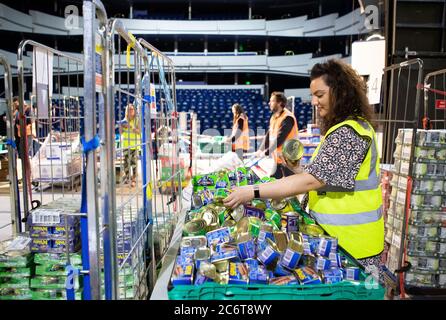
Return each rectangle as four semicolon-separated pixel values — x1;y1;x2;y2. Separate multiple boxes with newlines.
120;103;141;188
224;59;384;282
256;91;298;179
226;103;250;160
0;112;7;137
14;97;34;158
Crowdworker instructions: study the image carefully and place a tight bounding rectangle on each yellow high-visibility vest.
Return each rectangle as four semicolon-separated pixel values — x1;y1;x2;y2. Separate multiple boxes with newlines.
308;118;384;259
121;118;141;151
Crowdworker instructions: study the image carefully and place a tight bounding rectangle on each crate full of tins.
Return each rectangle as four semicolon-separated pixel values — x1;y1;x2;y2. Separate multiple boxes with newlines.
167;168;385;300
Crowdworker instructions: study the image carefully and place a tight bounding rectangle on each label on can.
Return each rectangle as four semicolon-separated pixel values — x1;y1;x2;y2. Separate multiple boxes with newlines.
228;262;249;284
274;261;293;276
258;245;280;266
286;213;300;234
329;252;342;268
244;206;265;220
245;259;269;284
211;249;238;263
294;266;322;285
237;239;256;260
265;209;282;229
269;275;299;285
279;248;302;270
322;268;343;284
344;267;360;281
317;238;332;257
258;229;274;244
315;256;331;271
206;227;231;247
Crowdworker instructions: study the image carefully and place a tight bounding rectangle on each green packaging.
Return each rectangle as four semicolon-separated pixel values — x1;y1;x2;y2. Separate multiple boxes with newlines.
0;288;32;300
32;289;83;300
35;263;82;277
193;174;217;191
34;252;82;266
0;267;31;278
30;276;80;290
265;209;282;229
0;277;30;289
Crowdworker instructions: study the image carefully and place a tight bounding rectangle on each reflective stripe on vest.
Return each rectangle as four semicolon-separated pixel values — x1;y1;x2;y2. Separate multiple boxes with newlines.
233;115;250;151
310;206;383;226
308;118;384;259
269;108;298;164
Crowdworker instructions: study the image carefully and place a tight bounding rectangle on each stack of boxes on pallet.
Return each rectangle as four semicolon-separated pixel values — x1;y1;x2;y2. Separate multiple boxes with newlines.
0;236;33;300
28;197;82;298
298;125;321;165
35;133;82;181
381;165;393;265
386;129;446;289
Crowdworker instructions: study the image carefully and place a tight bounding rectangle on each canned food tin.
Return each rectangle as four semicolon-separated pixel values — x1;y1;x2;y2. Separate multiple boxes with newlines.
282;139;304;164
206;227;231;247
285;212;300;234
300;224;325;236
408;256;439;271
321;268;343;284
271;199;294;214
236;233;256;260
183;219;207;236
317;237;333;257
273;231;289;252
198;207;219;226
230;205;245;222
258;223;275;244
409;226;438;238
264;209;282;230
237;217;262;238
315;256;331;271
405;272;437;287
245;259;270;284
228;262;249;284
206;222;220;233
244;206;265;220
215;272;230;285
257;238;281;266
294;266;322;285
251;199;267;211
191;194;204;209
213;188;230;203
433;180;444;193
329;252;342;268
212;259;230;273
269;275;299;285
274;261;293;276
344;267;360;281
181;236;207;249
195;248;211;270
279;239;303;270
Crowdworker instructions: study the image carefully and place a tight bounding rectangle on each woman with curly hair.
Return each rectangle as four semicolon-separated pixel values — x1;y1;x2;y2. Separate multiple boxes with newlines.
224;59;384;280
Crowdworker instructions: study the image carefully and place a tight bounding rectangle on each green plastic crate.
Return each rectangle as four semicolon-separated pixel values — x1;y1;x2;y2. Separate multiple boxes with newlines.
168;281;384;300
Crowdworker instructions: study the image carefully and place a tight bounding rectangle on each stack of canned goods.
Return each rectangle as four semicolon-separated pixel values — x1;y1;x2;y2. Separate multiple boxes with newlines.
171;169;364;287
386;129;446;289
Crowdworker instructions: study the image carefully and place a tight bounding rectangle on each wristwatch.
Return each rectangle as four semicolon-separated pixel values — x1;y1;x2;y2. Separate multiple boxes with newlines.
253;185;260;198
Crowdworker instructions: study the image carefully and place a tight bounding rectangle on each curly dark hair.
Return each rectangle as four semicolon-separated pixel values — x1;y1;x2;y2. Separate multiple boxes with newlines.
310;59;375;134
232;103;246;123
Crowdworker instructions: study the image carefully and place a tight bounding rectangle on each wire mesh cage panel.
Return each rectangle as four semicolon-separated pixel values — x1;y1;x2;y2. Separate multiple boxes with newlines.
0;55;20;241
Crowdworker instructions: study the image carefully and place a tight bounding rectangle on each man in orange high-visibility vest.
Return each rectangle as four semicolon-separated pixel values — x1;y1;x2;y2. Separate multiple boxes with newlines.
256;92;298;179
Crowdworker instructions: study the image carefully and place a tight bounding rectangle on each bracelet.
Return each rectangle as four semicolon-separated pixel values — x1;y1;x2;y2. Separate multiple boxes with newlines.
253;185;260;198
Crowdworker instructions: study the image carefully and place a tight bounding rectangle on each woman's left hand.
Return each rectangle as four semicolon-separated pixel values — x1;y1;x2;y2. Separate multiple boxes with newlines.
223;186;254;208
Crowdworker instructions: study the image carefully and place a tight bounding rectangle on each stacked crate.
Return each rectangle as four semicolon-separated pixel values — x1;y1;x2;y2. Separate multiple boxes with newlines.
0;236;33;300
386;129;446;289
298;125;321;165
27;198;83;299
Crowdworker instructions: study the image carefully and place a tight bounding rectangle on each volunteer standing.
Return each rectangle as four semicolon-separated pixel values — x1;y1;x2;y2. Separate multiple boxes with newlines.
120;103;141;188
226;103;250;160
224;60;384;276
257;92;298;179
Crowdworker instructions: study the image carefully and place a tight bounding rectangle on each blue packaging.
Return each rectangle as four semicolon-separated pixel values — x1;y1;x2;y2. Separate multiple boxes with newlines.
180;246;197;258
294;266;322;285
269;275;299;285
245;259;270;284
329;252;342;268
274;261;292;276
171;261;194;285
330;238;338;253
215;243;237;253
257;241;280;266
211;248;238;263
206;227;231;247
279;247;303;270
344;267;361;281
286;215;299;233
315;256;331;271
237;239;256;260
317;237;332;257
244;206;265;220
194;273;212;286
257;229;274;244
228;262;249;284
322;268;343;284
